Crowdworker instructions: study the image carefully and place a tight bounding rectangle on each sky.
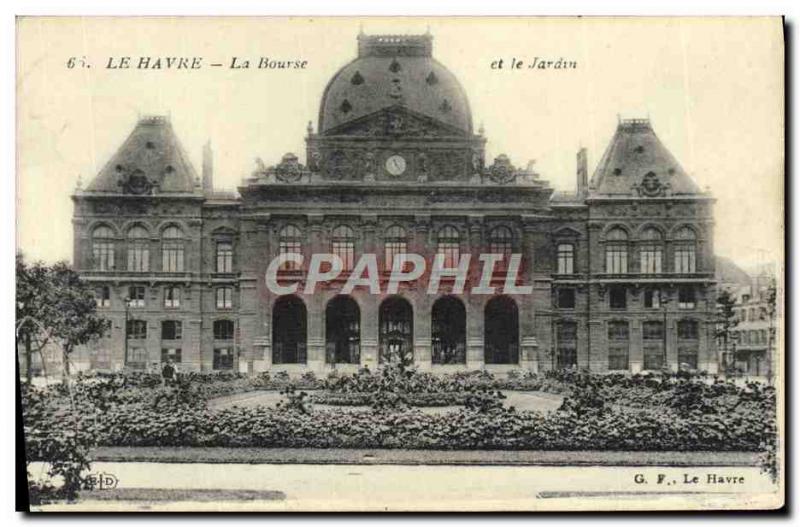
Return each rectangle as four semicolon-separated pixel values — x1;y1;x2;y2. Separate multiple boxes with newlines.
16;17;784;270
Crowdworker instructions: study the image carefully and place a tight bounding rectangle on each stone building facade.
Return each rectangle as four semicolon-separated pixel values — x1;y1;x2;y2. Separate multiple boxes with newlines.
72;33;717;374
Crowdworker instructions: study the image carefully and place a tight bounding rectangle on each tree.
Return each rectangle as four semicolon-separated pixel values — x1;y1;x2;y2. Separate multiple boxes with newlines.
715;289;738;376
16;253;110;383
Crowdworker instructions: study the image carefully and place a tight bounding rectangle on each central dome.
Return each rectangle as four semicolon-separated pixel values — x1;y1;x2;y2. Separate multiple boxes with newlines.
318;33;473;135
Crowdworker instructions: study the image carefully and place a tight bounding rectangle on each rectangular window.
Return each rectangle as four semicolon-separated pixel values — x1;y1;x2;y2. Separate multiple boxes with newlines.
605;244;628;274
678;286;696;309
332;241;355;271
643;346;664;370
93;242;115;271
678;346;698;370
607;320;630;371
127;242;150;272
128;286;146;307
161;348;182;363
640;245;662;274
608;346;629;371
557;288;576;309
161;320;183;340
557;244;575;275
213;348;234;370
677;320;699;340
644;289;661;309
214;320;235;340
216;287;233;309
164;286;181;308
95;286;111;308
609;286;627;309
128;347;147;365
643;321;665;340
126;320;147;339
162;242;185;272
216;242;233;273
674;245;696;273
556;322;577;369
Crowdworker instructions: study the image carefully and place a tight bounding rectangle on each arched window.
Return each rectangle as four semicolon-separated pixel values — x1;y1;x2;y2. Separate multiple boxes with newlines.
674;226;697;273
484;296;519;364
331;225;355;271
677;319;699;370
605;228;628;274
608;321;630;371
489;226;513;268
325;296;360;364
639;227;663;274
437;226;461;268
432;296;466;364
272;296;307;364
92;225;115;271
279;225;303;271
161;226;184;272
557;243;575;275
384;225;407;271
379;296;413;364
127;226;150;272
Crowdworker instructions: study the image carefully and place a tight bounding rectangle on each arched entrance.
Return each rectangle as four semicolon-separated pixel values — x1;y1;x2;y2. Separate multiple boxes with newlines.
272;295;307;364
326;295;361;364
379;296;413;364
432;296;466;364
484;296;519;364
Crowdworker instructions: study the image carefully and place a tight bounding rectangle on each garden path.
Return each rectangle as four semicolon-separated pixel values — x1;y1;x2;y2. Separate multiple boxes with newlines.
206;390;564;413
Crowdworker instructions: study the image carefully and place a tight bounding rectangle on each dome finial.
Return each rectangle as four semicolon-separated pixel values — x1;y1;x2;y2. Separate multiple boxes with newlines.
306;120;313;135
358;23;365;36
478;122;485;136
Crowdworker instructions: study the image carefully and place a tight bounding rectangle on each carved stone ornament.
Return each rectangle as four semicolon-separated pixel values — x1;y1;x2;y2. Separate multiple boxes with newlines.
488;154;516;184
117;166;155;195
274;153;304;183
634;172;671;197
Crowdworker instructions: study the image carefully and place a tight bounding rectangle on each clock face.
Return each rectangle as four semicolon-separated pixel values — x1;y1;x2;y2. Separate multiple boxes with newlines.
385;155;407;176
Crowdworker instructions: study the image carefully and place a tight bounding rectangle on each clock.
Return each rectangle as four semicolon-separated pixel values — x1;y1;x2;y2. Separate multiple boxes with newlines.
385;154;407;176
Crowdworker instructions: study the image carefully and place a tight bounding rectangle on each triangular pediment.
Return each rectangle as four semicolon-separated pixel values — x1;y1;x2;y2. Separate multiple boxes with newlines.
323;105;469;138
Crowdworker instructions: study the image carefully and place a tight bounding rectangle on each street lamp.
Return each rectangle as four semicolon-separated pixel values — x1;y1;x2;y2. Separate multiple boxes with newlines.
661;291;671;371
123;296;131;368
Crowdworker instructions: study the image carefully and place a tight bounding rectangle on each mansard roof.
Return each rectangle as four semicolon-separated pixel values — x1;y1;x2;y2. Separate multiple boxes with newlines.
589;119;701;198
85;116;200;194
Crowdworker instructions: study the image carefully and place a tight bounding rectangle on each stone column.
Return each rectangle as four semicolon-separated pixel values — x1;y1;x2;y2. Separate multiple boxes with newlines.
359;215;379;369
629;319;643;373
306;214;326;371
467;295;485;370
412;215;432;367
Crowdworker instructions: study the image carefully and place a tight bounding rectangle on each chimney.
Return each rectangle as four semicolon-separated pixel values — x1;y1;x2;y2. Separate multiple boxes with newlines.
202;141;213;193
576;147;588;197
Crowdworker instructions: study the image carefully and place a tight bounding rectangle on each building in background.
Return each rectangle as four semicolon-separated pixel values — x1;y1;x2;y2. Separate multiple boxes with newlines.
716;261;778;380
71;33;717;374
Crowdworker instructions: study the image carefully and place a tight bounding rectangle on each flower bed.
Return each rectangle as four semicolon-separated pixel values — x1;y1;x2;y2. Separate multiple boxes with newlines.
22;371;776;453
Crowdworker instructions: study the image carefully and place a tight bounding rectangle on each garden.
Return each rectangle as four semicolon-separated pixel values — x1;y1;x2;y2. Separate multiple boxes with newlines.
22;366;778;503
